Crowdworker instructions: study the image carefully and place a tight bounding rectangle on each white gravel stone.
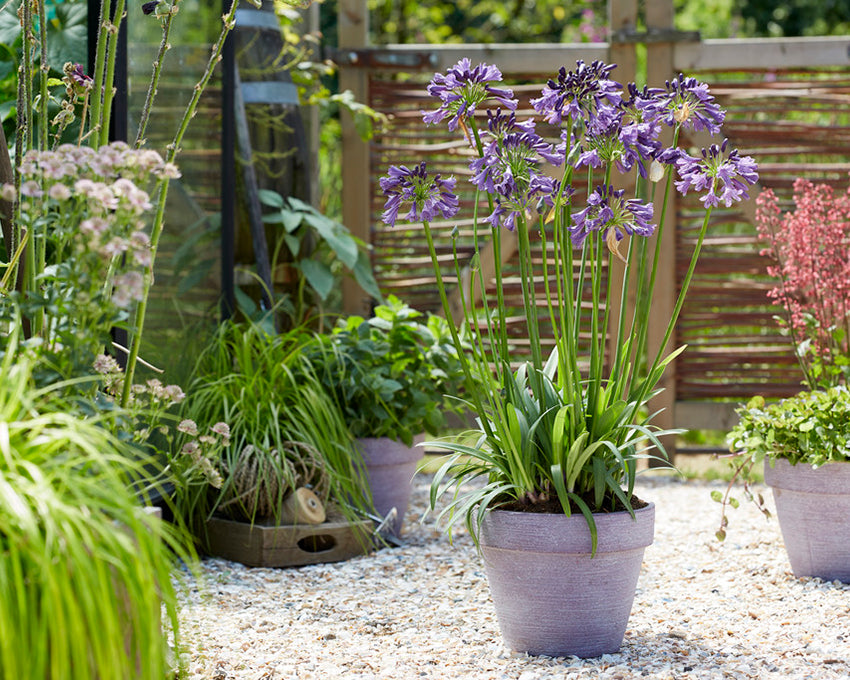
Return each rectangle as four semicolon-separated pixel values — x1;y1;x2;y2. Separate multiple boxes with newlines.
174;474;850;679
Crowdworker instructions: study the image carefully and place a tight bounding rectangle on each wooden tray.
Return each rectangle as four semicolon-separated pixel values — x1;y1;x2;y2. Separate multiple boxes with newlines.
203;516;373;568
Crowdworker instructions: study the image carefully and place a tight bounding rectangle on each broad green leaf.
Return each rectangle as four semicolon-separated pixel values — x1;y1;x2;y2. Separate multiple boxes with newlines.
258;189;285;208
298;259;334;300
303;213;359;268
353;251;384;301
47;4;87;72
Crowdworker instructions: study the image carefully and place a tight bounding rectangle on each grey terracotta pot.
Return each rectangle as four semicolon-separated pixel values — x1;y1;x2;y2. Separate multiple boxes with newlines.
479;502;655;658
356;435;424;537
764;458;850;582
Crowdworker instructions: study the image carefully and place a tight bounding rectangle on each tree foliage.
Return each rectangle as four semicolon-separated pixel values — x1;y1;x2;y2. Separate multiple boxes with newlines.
735;0;850;37
365;0;605;44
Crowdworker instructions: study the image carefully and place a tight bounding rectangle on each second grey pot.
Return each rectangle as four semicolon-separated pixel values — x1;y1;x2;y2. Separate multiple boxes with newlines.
764;458;850;582
479;502;655;658
356;436;424;537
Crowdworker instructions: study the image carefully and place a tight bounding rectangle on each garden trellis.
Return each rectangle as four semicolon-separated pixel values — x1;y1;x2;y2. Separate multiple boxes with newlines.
336;0;850;458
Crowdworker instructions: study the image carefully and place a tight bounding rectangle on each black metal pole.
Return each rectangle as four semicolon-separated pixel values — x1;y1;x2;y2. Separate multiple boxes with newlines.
220;0;236;321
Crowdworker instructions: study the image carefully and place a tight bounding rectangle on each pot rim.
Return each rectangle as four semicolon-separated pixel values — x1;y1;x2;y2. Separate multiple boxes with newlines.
480;501;655;555
764;457;850;494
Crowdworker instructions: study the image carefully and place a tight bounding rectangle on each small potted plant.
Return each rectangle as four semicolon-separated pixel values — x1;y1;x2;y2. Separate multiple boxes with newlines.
716;177;850;582
379;59;758;656
176;319;375;567
305;295;467;537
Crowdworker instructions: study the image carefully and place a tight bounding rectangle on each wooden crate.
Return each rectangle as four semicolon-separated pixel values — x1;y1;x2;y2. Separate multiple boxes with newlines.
203;516;374;568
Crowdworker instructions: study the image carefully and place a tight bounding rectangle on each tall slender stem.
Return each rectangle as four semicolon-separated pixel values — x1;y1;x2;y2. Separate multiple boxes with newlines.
121;0;241;405
135;1;180;148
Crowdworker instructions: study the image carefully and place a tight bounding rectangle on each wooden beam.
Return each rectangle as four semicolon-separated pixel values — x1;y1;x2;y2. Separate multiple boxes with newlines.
342;43;611;75
675;37;850;72
338;0;372;316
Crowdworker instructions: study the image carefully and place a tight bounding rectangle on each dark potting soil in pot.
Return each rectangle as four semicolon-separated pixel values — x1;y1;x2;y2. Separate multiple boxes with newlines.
495;492;648;515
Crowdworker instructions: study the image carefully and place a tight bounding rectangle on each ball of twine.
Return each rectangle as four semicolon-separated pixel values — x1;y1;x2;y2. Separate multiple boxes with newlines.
218;441;330;521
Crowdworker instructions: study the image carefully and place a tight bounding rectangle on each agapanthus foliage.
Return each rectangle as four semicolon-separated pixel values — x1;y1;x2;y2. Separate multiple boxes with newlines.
755;178;850;388
379;59;758;549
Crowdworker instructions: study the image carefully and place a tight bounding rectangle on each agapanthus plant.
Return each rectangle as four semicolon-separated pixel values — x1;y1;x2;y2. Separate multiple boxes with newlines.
380;60;758;549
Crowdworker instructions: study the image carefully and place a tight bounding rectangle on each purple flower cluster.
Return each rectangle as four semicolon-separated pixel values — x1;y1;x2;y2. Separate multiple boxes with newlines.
531;60;621;127
422;58;516;132
644;74;726;135
381;59;758;242
571;186;655;248
380;162;459;227
674;139;760;208
467;113;562;230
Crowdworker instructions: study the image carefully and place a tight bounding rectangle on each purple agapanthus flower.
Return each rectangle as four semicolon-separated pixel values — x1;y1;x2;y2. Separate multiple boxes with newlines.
422;59;517;132
618;84;664;177
380;162;460;227
646;74;726;135
481;109;537;146
469;129;560;230
674;139;759;208
531;60;622;127
570;185;655;247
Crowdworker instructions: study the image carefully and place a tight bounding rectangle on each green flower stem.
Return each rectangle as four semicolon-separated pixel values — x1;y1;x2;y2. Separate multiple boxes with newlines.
630;206;714;420
515;214;542;373
586;230;603;412
88;0;110;144
610;173;646;401
98;0;127;147
632;127;681;378
36;0;48;152
610;231;638;401
422;220;495;443
121;1;240;406
469;119;509;379
134;1;180;148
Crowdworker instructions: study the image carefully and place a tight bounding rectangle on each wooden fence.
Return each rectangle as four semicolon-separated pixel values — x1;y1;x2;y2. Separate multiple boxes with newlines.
337;0;850;455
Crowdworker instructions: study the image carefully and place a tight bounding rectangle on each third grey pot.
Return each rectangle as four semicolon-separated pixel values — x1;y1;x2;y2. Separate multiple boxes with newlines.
479;502;655;658
764;458;850;582
355;436;424;537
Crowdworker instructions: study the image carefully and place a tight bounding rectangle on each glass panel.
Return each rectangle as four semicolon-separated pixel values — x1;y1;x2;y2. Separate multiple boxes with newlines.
127;1;223;382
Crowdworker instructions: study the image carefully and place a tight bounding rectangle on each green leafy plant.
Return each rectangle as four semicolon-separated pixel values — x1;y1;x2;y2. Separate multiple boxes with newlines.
177;318;373;533
305;295;467;447
258;188;382;324
0;345;194;680
714;387;850;539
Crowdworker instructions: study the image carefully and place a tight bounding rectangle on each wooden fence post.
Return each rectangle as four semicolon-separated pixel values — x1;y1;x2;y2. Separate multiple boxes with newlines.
645;0;679;462
338;0;372;316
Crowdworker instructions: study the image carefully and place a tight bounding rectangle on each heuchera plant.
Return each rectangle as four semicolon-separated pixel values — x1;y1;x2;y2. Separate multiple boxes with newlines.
380;59;758;547
714;177;850;539
755;177;850;388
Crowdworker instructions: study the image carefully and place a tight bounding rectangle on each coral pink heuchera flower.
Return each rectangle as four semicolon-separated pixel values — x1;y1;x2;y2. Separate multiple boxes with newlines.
756;178;850;369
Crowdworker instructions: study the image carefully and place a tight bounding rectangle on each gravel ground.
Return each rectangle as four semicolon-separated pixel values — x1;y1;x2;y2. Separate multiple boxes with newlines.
175;473;850;680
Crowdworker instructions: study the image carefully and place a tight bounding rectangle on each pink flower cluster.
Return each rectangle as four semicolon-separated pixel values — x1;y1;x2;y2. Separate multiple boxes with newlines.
756;178;850;368
5;142;180;309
